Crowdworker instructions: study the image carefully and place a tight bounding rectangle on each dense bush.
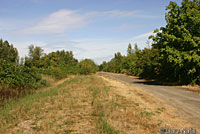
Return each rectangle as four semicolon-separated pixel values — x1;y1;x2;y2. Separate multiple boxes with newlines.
0;61;42;89
23;48;80;79
79;59;98;75
38;64;80;80
0;40;42;89
0;61;44;104
0;40;45;103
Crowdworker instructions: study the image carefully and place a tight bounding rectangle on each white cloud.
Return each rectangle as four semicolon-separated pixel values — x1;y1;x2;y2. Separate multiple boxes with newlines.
67;38;129;63
20;9;88;35
129;31;155;49
12;32;156;64
13;38;129;64
9;31;156;64
130;31;154;40
15;9;156;35
12;41;46;58
2;8;159;64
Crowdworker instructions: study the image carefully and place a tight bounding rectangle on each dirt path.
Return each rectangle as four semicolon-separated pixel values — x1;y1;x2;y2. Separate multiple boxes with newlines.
98;72;200;128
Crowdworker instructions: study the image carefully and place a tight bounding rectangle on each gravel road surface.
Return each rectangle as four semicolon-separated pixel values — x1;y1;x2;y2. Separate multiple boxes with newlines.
98;72;200;127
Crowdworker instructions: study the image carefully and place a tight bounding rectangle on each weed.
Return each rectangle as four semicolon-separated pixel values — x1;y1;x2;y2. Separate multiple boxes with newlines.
157;121;163;126
137;93;143;96
138;111;155;117
97;117;118;134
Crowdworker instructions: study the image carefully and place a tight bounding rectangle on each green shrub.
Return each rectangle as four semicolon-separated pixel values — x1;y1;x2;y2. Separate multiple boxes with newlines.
39;64;80;80
79;59;98;75
0;61;44;104
0;61;41;89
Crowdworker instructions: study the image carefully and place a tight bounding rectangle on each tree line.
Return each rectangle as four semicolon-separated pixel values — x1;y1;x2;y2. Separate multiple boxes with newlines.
100;0;200;85
0;40;97;103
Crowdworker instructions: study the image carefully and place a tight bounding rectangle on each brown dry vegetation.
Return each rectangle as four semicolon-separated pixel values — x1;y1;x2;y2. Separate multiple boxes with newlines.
0;75;197;134
180;85;200;94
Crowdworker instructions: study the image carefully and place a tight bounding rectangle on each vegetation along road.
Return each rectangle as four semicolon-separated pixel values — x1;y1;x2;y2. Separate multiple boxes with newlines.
98;72;200;127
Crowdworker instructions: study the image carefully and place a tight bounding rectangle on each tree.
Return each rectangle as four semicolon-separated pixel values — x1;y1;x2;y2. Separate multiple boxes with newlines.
79;59;98;74
99;61;108;71
28;45;44;60
25;45;44;67
150;0;200;84
0;39;19;64
113;52;124;73
127;43;133;56
133;43;139;54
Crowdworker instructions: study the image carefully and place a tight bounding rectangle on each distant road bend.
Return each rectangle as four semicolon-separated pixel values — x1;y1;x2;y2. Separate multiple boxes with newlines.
98;72;200;127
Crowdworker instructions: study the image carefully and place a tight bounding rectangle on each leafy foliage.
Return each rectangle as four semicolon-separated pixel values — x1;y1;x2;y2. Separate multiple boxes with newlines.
0;41;41;89
100;0;200;85
0;61;41;89
100;44;159;79
0;39;19;63
127;43;133;56
79;59;98;75
24;47;80;79
25;45;44;68
150;0;200;84
0;42;96;103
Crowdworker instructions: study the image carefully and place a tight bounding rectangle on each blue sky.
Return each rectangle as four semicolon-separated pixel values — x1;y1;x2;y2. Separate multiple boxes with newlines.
0;0;182;64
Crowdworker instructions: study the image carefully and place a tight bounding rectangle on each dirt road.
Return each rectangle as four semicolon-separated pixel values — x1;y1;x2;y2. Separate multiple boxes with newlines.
98;72;200;127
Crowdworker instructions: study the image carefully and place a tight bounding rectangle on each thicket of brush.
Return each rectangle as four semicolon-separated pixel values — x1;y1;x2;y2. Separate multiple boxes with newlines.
0;40;98;104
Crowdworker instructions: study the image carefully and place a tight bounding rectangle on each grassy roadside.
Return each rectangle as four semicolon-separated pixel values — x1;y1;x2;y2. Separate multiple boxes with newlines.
87;77;118;134
0;75;196;134
0;77;68;131
0;75;117;134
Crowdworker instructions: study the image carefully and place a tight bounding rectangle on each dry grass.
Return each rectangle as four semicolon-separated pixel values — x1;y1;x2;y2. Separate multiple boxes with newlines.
0;75;198;134
180;85;200;93
1;76;97;134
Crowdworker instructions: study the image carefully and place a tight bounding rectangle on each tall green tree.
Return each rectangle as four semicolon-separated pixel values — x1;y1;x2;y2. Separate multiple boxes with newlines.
0;39;19;64
150;0;200;84
28;45;44;60
133;43;139;54
25;45;44;67
127;43;133;56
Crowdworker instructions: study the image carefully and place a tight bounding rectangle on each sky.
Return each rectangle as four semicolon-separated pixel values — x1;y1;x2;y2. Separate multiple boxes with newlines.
0;0;182;64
